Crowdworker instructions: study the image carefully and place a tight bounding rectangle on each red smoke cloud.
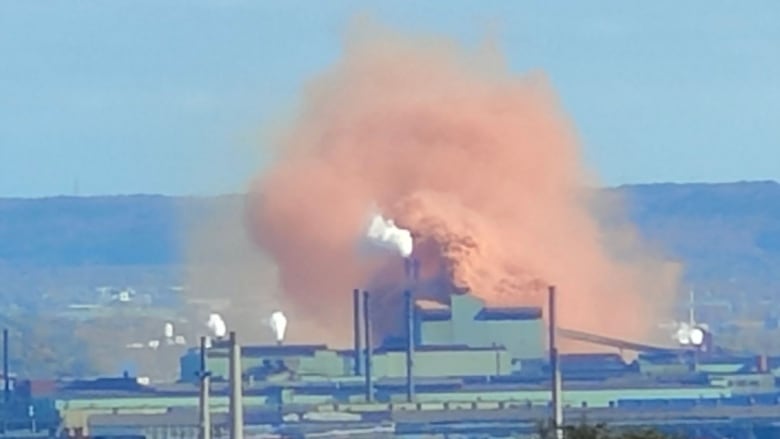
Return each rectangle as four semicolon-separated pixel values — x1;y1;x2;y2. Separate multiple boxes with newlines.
246;28;679;347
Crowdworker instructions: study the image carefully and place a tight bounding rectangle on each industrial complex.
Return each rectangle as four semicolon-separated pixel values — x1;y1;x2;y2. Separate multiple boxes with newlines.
2;284;780;438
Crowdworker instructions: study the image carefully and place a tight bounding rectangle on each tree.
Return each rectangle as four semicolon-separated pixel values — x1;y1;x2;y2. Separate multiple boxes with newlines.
538;421;677;439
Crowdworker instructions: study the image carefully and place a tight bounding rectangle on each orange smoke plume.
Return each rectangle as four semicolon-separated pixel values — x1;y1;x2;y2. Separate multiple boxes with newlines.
245;27;679;347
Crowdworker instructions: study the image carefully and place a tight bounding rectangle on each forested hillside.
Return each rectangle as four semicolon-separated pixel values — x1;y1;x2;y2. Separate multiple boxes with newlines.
2;182;780;294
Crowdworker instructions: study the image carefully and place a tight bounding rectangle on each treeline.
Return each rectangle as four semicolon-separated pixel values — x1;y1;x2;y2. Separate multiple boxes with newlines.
540;423;676;439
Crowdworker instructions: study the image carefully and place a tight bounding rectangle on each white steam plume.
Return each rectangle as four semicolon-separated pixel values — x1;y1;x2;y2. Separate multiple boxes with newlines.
269;311;288;343
366;213;414;258
207;313;227;338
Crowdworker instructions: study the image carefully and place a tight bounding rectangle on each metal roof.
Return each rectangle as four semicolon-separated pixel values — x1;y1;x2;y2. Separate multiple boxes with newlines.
417;308;451;321
208;344;329;358
376;344;505;353
415;300;542;322
89;409;280;427
474;307;542;321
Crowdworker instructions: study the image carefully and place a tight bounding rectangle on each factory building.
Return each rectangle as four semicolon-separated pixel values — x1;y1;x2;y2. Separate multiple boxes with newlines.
414;293;544;360
180;344;347;381
180;292;537;382
180;343;513;382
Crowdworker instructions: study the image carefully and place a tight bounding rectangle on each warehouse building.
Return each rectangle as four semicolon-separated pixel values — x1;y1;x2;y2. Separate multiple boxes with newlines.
414;293;544;360
180;292;540;382
180;343;513;382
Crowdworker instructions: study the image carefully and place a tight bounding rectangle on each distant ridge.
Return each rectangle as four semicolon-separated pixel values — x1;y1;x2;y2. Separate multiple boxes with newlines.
1;182;779;294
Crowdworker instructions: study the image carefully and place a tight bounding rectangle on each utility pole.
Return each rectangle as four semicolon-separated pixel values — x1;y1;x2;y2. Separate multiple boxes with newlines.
198;336;211;439
3;329;9;404
228;332;243;439
549;286;563;439
362;290;373;402
353;289;362;376
405;290;416;402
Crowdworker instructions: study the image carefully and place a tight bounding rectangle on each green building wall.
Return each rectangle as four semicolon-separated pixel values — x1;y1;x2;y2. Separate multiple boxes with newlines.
373;349;512;378
418;294;544;360
181;344;515;382
419;320;452;345
180;347;348;382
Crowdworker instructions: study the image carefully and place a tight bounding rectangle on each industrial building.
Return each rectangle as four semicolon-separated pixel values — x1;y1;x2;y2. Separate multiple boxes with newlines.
180;292;539;382
414;293;543;360
7;291;780;438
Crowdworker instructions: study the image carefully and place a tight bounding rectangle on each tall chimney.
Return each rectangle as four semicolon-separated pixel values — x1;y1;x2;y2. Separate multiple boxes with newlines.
411;258;420;283
199;336;211;439
362;290;373;402
3;329;8;404
353;289;362;376
405;290;415;402
548;286;563;439
757;354;769;373
228;332;243;439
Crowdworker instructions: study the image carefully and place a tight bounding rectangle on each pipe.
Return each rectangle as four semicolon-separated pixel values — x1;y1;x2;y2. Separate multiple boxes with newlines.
228;331;243;439
411;258;420;283
548;286;563;439
199;336;211;439
405;290;415;402
757;354;769;373
3;328;8;403
362;290;373;402
353;289;362;376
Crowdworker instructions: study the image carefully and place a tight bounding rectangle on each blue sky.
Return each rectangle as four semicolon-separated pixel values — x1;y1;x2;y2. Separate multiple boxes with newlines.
1;1;778;197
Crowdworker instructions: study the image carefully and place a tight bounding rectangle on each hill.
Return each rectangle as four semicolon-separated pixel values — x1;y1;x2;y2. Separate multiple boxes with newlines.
1;181;780;295
620;181;780;294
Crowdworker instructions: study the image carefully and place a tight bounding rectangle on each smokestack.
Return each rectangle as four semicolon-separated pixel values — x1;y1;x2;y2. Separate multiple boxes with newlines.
757;354;769;373
228;332;243;439
199;336;211;439
353;289;362;376
404;258;421;285
405;290;415;402
548;286;562;439
3;329;8;404
362;290;373;402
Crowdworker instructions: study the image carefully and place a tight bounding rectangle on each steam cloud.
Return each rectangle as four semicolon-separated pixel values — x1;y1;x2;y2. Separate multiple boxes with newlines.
245;26;679;346
207;313;227;338
269;311;288;343
365;213;414;258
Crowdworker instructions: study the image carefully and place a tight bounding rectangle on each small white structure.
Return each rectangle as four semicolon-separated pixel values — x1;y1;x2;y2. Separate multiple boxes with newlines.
164;322;174;339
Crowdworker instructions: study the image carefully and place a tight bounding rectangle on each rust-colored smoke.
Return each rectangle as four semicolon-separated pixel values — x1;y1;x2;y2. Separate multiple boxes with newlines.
246;27;679;347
